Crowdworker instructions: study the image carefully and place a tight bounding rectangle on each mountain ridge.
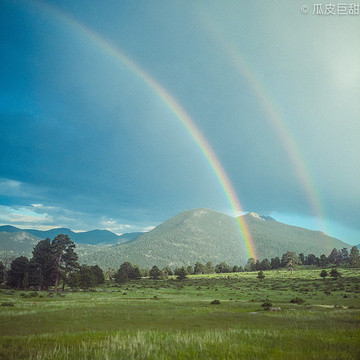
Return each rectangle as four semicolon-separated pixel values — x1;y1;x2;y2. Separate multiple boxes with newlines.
0;225;141;246
0;209;351;269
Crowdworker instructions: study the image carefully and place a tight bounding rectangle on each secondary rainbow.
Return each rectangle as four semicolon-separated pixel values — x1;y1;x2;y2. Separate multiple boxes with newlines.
202;16;328;233
24;0;257;259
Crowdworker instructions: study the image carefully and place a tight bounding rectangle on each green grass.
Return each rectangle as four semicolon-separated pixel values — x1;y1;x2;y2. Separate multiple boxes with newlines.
1;268;359;359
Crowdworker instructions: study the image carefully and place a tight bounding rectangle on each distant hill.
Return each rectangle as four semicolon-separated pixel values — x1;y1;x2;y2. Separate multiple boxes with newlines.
0;231;42;258
79;208;351;270
0;225;141;246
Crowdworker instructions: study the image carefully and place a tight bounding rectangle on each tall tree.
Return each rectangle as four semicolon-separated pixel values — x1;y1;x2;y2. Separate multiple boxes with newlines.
51;234;78;292
305;254;318;266
194;262;205;274
91;265;105;285
7;256;29;288
341;248;349;265
328;248;342;267
78;264;97;290
318;254;329;268
205;261;215;274
349;246;360;267
176;266;187;281
282;251;301;274
270;256;281;269
0;261;5;284
30;238;54;290
244;258;256;272
259;258;271;271
149;265;162;281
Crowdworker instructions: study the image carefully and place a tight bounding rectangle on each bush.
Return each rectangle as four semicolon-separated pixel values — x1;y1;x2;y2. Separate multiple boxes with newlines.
290;297;305;304
261;302;273;311
210;300;221;305
1;302;14;307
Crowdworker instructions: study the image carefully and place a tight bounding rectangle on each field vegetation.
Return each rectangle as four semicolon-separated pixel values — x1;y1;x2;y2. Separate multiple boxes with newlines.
1;268;359;359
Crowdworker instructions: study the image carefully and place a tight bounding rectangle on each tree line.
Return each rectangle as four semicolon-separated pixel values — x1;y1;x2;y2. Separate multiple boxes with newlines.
1;234;359;290
0;235;104;291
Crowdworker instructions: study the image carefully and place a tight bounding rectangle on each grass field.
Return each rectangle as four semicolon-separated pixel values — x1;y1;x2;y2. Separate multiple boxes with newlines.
1;268;359;359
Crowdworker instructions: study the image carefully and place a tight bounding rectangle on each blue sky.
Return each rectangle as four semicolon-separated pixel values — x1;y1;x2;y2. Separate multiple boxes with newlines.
1;0;359;245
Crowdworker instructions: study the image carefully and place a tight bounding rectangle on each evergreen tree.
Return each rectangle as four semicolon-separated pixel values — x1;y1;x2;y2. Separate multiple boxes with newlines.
281;252;301;274
149;265;162;281
205;261;215;274
0;261;5;284
194;262;205;274
186;265;194;275
318;254;328;268
320;269;328;280
131;266;142;280
115;267;128;284
257;271;265;281
270;256;281;269
349;246;360;267
7;256;29;288
30;238;54;290
341;248;349;265
51;234;78;292
162;266;173;277
305;254;318;266
215;262;231;273
298;253;305;265
259;258;271;271
330;268;341;280
328;248;342;267
244;258;256;272
78;264;97;290
177;266;187;281
91;265;105;285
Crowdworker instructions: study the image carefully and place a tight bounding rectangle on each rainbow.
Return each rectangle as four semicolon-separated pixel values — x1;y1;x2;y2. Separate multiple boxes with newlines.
23;0;257;259
201;16;328;232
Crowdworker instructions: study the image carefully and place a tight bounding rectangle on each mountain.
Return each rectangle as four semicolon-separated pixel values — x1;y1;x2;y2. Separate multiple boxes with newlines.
0;209;351;270
0;225;22;233
242;212;350;259
0;226;140;245
0;231;42;258
79;208;351;270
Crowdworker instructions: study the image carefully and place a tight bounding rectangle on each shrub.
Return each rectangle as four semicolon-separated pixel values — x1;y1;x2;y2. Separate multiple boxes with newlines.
210;300;221;305
261;302;273;311
290;297;305;304
1;302;14;307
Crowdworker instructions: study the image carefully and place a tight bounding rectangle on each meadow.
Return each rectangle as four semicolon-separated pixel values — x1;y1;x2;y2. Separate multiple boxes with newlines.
0;268;359;359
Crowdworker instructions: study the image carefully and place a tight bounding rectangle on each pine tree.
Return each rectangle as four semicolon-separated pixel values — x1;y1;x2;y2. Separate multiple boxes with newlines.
51;234;78;292
7;256;29;288
0;261;5;284
349;246;360;267
320;270;328;280
149;266;162;281
330;268;341;280
177;267;187;281
30;238;54;291
257;271;265;281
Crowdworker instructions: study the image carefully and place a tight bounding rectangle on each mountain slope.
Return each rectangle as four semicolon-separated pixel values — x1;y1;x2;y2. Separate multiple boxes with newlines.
0;231;42;257
80;208;245;269
243;212;350;259
80;208;351;269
